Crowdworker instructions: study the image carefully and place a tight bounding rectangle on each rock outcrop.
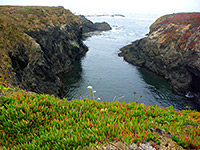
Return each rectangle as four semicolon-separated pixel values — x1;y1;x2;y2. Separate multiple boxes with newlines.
78;15;112;33
0;6;88;96
119;13;200;99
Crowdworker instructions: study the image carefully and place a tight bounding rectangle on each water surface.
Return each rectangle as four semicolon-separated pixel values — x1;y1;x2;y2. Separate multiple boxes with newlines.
62;14;199;111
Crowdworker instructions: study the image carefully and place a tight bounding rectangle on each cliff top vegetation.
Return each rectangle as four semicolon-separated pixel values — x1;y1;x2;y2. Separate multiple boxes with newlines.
0;6;80;82
149;13;200;51
0;80;199;149
0;6;80;32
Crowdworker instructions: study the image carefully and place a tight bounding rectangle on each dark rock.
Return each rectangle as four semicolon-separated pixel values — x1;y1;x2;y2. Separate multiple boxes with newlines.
112;14;125;17
0;6;88;97
149;128;172;138
94;22;112;31
9;18;88;97
78;15;96;33
149;128;154;133
78;15;111;34
119;13;200;103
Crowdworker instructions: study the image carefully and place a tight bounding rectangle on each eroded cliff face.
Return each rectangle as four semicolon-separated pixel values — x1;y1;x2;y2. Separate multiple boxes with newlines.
0;6;88;96
119;13;200;97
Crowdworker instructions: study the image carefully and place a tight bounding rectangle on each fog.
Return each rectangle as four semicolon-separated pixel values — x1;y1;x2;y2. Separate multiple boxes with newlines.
1;0;200;15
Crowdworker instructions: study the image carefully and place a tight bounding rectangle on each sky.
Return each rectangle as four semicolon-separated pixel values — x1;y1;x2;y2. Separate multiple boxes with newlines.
0;0;200;15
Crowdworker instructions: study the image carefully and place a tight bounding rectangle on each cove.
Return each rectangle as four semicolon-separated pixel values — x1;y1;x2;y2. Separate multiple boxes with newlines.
61;14;199;111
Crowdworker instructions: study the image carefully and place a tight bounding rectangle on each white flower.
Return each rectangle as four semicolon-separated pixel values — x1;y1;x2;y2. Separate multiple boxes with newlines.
97;98;101;101
100;108;107;112
93;90;96;93
87;86;93;90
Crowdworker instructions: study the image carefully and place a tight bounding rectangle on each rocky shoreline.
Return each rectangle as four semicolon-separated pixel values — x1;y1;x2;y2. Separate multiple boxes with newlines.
78;15;112;34
119;13;200;105
0;6;112;97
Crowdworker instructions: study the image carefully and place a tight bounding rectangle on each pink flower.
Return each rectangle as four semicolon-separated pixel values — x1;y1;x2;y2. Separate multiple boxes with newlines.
114;137;119;141
107;132;109;137
122;130;124;136
114;124;117;129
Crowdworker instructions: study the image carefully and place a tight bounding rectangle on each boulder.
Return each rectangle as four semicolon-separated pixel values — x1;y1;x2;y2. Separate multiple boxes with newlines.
94;22;112;31
78;15;111;33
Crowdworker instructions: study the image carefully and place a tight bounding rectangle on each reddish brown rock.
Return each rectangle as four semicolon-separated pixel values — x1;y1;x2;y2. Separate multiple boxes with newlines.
119;13;200;103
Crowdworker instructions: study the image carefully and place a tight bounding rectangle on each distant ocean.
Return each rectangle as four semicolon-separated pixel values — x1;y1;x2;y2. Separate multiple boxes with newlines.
61;12;200;111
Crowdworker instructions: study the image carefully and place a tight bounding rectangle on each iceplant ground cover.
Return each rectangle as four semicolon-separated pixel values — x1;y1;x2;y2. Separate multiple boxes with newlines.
0;80;200;150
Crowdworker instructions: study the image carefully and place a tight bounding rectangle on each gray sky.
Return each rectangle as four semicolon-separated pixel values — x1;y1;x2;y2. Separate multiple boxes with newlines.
0;0;200;14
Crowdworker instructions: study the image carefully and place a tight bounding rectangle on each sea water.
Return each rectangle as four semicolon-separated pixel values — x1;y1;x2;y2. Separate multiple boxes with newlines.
62;13;199;111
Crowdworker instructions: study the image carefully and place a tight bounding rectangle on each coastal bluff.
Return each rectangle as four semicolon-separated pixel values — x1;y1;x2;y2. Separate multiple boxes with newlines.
119;13;200;99
0;6;88;96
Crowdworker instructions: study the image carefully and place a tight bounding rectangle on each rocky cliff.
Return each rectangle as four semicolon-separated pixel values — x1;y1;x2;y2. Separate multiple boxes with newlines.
119;13;200;99
0;6;88;96
78;15;112;33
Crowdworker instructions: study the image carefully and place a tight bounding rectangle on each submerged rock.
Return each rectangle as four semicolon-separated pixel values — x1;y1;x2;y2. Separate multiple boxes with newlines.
119;13;200;102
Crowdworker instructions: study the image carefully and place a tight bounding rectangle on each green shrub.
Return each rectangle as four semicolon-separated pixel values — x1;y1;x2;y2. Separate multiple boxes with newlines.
8;15;14;19
0;83;200;149
17;25;28;31
28;17;35;22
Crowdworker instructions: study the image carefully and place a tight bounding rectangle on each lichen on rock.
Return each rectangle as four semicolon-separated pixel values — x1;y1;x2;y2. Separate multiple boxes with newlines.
0;6;88;96
119;13;200;103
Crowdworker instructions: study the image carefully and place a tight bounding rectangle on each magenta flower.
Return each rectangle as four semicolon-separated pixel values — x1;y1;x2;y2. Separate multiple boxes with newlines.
114;137;119;141
114;124;117;129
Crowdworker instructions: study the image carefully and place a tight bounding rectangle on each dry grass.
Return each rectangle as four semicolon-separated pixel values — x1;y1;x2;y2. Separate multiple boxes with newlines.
0;6;80;81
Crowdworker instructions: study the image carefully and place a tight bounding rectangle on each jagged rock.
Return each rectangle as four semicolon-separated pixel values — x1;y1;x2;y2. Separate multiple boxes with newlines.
0;6;88;96
150;128;172;138
119;13;200;103
78;15;111;33
94;22;112;31
93;141;156;150
78;15;96;33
